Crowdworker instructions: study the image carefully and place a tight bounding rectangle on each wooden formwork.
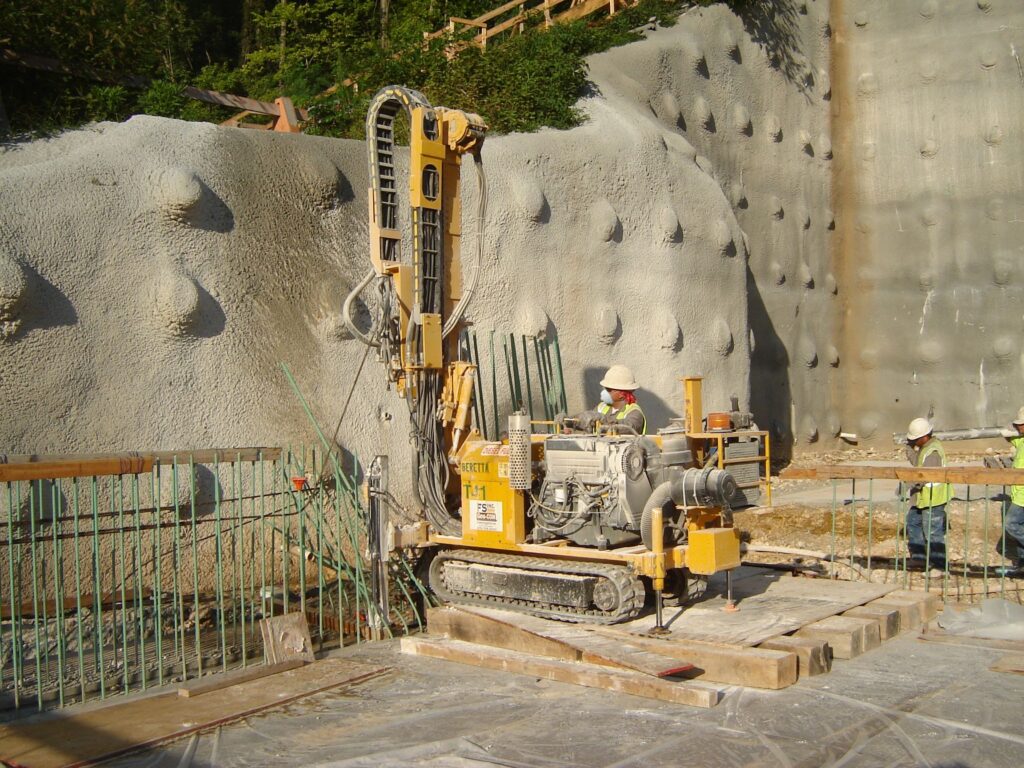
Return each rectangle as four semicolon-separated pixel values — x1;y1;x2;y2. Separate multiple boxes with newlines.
402;567;942;707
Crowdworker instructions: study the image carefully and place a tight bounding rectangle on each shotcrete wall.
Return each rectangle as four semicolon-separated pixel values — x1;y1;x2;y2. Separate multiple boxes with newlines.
2;0;1023;476
0;73;749;503
831;0;1024;442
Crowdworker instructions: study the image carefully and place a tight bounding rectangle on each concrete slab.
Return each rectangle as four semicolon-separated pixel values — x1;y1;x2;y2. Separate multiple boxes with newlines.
95;632;1024;768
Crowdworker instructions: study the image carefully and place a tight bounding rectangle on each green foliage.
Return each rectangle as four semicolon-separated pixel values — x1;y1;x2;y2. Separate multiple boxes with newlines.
136;81;187;118
84;85;130;122
1;0;694;136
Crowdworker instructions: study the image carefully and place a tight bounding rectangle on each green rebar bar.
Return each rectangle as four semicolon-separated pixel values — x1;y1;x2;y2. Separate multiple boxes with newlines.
471;330;488;439
848;479;857;573
189;457;202;678
72;478;84;705
489;330;499;441
259;455;268;634
315;450;325;644
507;334;523;411
282;450;291;616
531;336;549;422
131;473;143;692
28;478;43;709
865;479;874;576
520;335;535;420
5;482;20;707
234;454;247;668
116;475;129;696
962;484;971;583
551;334;568;413
214;455;227;673
51;479;66;707
829;481;837;580
91;476;105;700
153;464;164;686
172;460;187;681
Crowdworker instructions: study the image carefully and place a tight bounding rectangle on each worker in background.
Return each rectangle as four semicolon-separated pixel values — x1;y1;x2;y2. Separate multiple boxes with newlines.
559;365;646;435
994;408;1024;577
904;417;952;574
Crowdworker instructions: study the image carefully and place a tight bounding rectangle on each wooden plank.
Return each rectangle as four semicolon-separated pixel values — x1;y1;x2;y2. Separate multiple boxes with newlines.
990;654;1024;674
917;628;1024;652
780;464;1024;484
884;589;941;621
843;604;902;640
446;607;694;677
260;613;317;665
796;615;879;659
427;606;578;661
400;636;721;708
0;658;389;768
0;448;282;466
177;660;305;697
868;597;922;631
757;635;832;677
0;458;153;482
592;628;797;689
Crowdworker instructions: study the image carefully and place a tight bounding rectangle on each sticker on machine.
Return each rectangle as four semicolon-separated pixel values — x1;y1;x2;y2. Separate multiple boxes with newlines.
469;499;503;532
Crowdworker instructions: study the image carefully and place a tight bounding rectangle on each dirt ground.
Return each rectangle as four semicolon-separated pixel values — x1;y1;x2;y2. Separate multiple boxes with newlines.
735;447;1024;603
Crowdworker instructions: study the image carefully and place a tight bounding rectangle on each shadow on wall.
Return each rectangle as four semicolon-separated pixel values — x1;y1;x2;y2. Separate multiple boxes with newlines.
746;265;792;462
581;366;678;434
734;0;808;90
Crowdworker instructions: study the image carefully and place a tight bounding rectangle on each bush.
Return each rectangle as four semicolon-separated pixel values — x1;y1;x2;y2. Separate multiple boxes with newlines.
136;80;187;118
84;86;131;122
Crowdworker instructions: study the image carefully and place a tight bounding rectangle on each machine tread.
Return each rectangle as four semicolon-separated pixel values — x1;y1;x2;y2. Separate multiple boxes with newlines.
429;548;645;625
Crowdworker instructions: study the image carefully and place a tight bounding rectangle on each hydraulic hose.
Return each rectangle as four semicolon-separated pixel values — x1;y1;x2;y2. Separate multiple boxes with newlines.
341;267;380;347
442;153;487;339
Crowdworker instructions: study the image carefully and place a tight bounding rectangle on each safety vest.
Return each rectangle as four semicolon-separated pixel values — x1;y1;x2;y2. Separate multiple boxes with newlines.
916;438;951;508
597;402;647;435
1009;436;1024;507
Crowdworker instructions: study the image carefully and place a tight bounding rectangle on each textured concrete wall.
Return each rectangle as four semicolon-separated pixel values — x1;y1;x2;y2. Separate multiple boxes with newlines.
592;3;835;453
3;0;1022;470
832;0;1024;442
0;75;749;501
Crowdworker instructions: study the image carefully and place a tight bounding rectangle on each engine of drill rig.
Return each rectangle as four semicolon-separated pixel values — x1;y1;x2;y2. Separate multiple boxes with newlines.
530;433;735;549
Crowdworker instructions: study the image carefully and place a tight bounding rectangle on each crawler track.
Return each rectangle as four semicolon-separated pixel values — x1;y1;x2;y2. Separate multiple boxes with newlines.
429;548;645;624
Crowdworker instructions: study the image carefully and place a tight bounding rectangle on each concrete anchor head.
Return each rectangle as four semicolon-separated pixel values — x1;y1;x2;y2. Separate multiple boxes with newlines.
0;252;27;340
764;114;783;143
732;104;753;136
153;267;203;338
513;177;549;223
590;198;622;243
712;317;733;356
985;124;1004;146
920;138;938;158
655;310;682;350
993;336;1016;360
770;262;786;286
919;338;945;364
714;219;737;257
516;303;549;338
919;0;937;19
800;415;819;443
657;206;683;243
152;167;203;222
593;305;620;344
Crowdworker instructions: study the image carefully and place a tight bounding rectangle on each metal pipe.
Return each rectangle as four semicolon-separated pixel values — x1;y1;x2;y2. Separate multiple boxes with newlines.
890;427;1014;445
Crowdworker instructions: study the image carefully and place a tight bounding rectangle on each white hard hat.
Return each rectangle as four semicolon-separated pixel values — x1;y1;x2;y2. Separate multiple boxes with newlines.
600;364;639;391
1012;407;1024;426
906;417;933;441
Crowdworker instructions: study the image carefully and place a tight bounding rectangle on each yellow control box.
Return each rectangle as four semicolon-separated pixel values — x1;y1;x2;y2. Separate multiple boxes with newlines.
686;528;741;575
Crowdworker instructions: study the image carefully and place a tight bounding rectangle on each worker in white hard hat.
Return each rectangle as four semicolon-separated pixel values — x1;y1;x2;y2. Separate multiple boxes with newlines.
903;417;952;574
994;407;1024;577
559;364;646;435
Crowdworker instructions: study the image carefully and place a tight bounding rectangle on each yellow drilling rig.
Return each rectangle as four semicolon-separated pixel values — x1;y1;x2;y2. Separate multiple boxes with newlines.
344;86;762;628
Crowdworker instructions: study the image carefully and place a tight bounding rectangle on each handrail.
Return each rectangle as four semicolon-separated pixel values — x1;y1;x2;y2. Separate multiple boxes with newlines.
780;464;1024;484
425;0;634;50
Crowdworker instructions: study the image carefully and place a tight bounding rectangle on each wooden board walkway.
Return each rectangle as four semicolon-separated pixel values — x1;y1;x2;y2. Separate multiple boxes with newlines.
0;658;389;768
410;570;942;699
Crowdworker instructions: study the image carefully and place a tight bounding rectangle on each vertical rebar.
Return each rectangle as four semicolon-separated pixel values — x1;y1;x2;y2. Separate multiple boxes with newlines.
520;335;535;420
28;477;42;709
72;478;84;705
153;464;164;686
866;479;874;577
189;457;201;678
489;330;499;441
51;479;66;707
551;334;568;413
5;482;20;707
131;473;143;692
829;481;837;580
214;454;227;673
91;476;105;700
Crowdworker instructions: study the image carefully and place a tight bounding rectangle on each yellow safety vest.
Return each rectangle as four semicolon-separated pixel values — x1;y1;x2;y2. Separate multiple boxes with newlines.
597;402;647;435
1009;436;1024;507
916;438;951;508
